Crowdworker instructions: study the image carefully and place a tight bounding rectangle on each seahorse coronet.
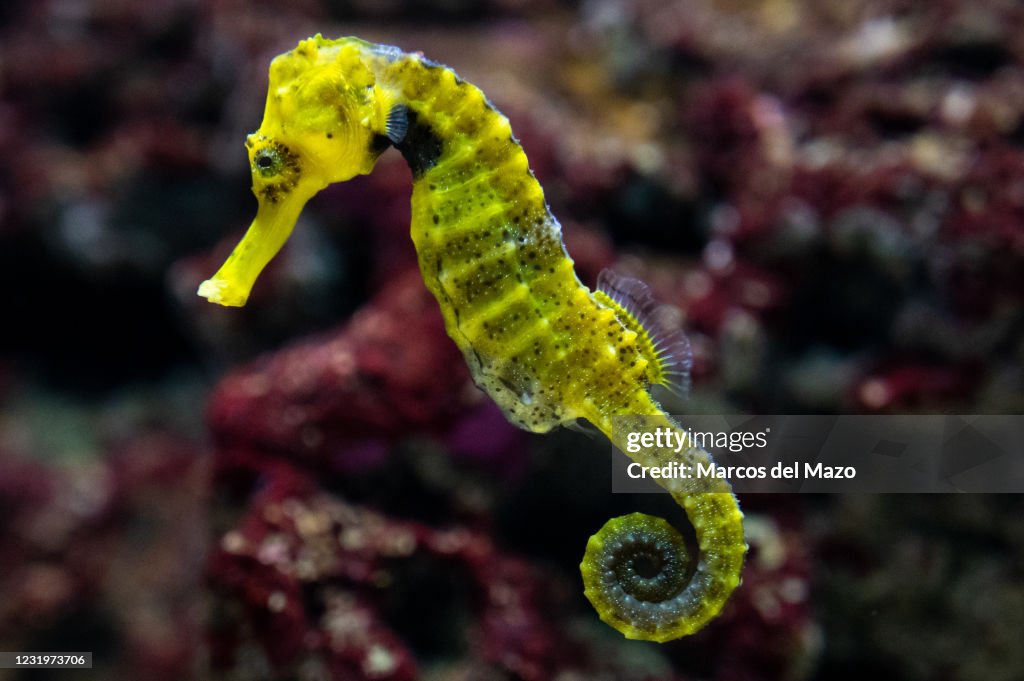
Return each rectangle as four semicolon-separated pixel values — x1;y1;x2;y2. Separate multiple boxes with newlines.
199;35;746;642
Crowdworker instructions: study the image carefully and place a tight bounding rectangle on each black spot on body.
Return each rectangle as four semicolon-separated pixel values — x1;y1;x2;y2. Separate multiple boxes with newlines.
394;108;443;178
370;133;392;157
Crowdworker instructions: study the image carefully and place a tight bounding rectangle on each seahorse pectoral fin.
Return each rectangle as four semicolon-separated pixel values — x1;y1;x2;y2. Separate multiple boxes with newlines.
385;104;409;144
595;269;693;399
198;192;312;307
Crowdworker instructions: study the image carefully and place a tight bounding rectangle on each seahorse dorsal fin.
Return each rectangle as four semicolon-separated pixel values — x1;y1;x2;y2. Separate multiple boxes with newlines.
385;104;409;144
595;269;693;399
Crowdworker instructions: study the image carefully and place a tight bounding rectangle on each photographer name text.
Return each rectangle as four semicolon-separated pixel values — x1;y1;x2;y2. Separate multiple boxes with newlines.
626;461;856;481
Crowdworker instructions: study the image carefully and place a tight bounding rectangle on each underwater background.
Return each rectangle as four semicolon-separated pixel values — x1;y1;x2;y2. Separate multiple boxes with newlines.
1;0;1022;679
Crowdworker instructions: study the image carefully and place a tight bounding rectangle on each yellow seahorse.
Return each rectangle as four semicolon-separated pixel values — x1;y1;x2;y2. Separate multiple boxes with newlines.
199;35;745;642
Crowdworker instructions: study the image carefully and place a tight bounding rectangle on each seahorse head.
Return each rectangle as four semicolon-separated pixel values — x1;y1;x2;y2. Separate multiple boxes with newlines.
199;35;386;306
255;36;385;187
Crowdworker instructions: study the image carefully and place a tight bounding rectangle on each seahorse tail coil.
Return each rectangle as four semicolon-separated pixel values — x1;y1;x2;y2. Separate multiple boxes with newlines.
581;494;745;642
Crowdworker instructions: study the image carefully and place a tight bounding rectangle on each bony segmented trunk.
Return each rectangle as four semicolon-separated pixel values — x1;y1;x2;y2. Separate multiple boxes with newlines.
199;34;746;641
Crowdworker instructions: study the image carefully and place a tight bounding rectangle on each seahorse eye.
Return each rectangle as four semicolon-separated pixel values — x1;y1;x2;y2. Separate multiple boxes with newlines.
253;147;283;177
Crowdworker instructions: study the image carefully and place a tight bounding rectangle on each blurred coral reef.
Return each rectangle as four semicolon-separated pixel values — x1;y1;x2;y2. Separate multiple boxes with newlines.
0;0;1022;680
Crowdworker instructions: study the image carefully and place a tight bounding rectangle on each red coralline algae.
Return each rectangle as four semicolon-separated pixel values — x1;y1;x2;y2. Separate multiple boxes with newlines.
207;460;577;680
0;456;77;633
686;78;793;204
207;268;479;466
468;554;581;680
201;264;589;677
0;435;208;681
